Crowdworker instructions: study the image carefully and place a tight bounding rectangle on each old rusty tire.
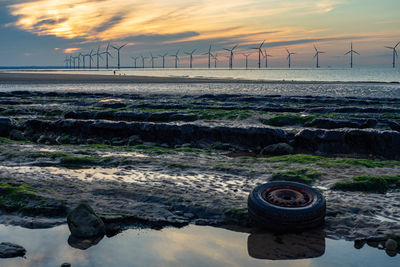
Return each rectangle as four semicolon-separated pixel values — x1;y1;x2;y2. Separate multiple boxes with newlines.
248;181;326;232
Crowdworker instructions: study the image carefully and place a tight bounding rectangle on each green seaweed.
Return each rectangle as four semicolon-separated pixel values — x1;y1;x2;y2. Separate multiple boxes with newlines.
261;114;317;126
270;168;322;184
332;175;400;193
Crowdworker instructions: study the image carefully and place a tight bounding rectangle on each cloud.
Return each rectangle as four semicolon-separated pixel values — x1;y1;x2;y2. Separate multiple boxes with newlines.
63;47;80;53
7;0;346;42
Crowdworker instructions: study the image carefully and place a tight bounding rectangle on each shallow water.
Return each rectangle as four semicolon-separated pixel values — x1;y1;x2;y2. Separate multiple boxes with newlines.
1;81;400;99
0;224;397;267
4;68;400;83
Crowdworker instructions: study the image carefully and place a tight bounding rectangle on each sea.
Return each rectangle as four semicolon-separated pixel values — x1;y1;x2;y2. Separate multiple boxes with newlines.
1;67;400;98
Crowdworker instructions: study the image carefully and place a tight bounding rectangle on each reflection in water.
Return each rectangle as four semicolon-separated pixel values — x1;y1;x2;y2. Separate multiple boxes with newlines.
0;224;397;267
247;230;325;260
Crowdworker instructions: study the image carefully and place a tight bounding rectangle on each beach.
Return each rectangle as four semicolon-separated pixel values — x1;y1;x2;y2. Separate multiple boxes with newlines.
0;72;399;262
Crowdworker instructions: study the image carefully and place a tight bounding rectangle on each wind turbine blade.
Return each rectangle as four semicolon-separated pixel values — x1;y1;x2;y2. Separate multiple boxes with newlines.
260;40;265;48
232;44;238;50
395;41;400;49
250;47;258;50
192;49;197;54
121;43;128;49
314;45;317;52
354;51;360;55
286;48;290;54
208;45;211;53
223;48;230;51
344;51;351;55
384;46;393;49
111;45;118;50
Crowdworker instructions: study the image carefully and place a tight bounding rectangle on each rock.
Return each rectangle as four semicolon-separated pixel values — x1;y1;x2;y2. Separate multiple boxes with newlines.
61;263;72;267
385;239;398;251
0;117;14;137
67;203;106;238
128;135;142;146
0;242;26;258
9;129;25;141
388;121;400;132
261;143;294;155
306;118;378;130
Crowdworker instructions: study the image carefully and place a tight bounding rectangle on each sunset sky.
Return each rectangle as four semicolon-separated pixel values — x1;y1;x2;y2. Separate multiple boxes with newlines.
0;0;399;67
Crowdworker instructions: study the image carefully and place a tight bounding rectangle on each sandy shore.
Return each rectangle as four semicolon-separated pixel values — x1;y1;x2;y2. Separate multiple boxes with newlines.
0;72;395;84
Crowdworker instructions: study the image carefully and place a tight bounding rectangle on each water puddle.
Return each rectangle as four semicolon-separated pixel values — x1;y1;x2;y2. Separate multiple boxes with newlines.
0;224;397;267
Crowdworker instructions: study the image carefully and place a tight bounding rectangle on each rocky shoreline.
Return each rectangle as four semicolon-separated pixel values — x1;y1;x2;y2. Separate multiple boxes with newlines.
0;90;399;256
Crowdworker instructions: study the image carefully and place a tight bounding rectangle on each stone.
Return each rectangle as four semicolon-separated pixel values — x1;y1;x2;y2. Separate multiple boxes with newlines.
9;129;25;141
0;117;14;137
68;234;104;250
67;203;106;238
61;263;72;267
388;121;400;132
385;239;398;251
0;242;26;258
261;143;294;155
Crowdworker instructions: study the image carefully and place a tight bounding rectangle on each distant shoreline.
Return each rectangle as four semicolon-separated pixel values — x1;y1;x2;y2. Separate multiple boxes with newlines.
0;72;398;84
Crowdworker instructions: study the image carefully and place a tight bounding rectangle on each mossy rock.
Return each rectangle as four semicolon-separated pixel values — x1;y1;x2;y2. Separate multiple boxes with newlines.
332;175;400;193
270;168;322;185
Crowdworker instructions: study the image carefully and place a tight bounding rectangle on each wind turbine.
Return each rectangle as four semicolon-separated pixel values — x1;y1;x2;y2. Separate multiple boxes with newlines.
313;45;325;68
262;48;272;68
102;43;112;69
69;56;73;69
76;54;81;69
140;55;148;68
111;43;127;69
158;52;168;68
344;42;360;68
88;50;94;69
384;41;400;68
286;49;296;68
149;53;158;68
131;56;140;68
170;49;180;68
250;40;265;68
95;46;103;69
212;53;218;68
185;49;196;68
202;45;212;68
223;44;238;69
64;56;70;68
79;53;86;69
243;53;251;69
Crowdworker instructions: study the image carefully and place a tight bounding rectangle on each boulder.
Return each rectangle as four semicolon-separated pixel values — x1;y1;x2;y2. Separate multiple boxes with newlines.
67;203;105;238
0;242;26;258
9;129;25;141
0;117;14;137
261;143;294;155
306;118;377;129
385;239;398;251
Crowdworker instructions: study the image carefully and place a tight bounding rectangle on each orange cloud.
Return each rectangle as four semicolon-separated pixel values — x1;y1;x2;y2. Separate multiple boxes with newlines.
8;0;345;43
63;48;80;53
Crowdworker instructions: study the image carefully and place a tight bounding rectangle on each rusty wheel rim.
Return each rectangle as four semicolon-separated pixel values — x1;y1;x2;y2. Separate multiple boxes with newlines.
262;185;313;208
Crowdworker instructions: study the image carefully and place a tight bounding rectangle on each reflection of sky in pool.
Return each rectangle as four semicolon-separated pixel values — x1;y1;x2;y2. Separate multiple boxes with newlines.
0;224;397;267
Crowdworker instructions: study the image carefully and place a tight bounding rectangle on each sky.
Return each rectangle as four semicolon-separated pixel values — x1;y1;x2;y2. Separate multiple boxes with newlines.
0;0;399;68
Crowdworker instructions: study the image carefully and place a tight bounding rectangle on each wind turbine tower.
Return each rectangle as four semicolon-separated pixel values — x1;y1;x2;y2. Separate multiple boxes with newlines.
313;45;325;68
111;44;127;69
140;55;148;68
344;42;360;68
131;56;140;68
384;41;400;68
286;48;296;68
185;49;197;68
243;54;251;69
212;53;218;68
223;44;238;69
250;40;265;68
203;45;212;68
95;46;103;69
102;43;112;69
262;48;272;68
149;53;158;68
88;50;94;69
170;49;180;68
159;53;168;68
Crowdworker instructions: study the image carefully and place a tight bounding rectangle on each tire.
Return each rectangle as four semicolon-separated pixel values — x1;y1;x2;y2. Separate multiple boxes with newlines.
248;181;326;232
